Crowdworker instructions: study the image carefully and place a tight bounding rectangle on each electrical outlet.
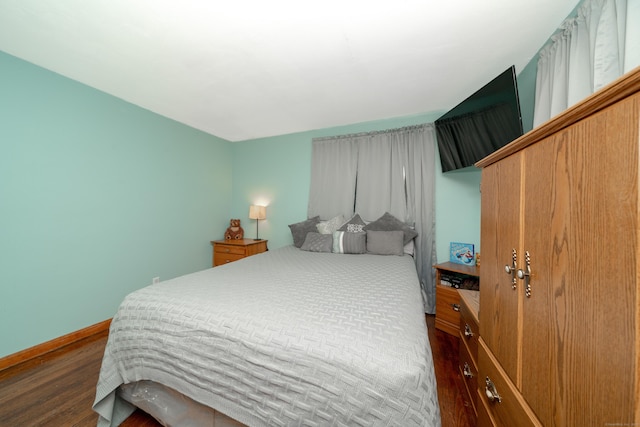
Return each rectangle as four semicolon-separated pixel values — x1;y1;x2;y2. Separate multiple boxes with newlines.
152;277;160;284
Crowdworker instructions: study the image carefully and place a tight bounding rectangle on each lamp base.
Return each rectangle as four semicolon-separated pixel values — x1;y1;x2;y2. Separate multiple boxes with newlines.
254;238;263;241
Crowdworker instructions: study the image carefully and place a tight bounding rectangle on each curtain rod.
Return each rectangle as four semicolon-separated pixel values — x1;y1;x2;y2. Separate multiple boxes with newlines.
312;123;432;142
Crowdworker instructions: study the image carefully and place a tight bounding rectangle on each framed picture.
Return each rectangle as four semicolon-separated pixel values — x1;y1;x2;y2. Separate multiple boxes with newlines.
449;242;475;266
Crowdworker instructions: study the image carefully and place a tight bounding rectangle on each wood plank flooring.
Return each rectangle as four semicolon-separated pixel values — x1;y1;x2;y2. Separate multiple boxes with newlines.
0;315;474;427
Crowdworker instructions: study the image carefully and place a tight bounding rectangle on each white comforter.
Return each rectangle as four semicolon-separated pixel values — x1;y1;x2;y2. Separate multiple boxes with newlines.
93;245;441;426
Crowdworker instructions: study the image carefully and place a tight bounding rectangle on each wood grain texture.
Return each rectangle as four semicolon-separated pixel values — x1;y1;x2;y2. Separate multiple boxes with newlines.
479;153;523;383
0;315;474;427
479;68;640;426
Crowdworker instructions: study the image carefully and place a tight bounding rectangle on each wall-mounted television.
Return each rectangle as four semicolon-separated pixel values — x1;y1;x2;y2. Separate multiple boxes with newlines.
435;65;523;172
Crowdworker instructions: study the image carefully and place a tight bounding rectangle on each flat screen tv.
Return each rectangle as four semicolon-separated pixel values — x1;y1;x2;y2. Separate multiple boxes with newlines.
435;65;523;172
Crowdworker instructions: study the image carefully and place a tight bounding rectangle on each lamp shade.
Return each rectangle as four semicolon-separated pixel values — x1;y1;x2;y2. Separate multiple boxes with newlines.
249;205;266;220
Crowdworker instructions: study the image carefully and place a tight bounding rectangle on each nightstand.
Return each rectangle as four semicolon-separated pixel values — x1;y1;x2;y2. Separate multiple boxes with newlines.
434;262;479;336
211;239;268;267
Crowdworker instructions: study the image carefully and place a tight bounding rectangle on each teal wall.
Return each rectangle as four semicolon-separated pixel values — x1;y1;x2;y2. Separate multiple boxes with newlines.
0;51;233;358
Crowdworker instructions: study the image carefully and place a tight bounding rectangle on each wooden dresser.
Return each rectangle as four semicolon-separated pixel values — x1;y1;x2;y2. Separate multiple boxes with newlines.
475;68;640;426
211;239;268;267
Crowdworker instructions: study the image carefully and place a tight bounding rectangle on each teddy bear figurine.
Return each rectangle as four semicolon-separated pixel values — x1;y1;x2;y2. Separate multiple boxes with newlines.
224;219;244;240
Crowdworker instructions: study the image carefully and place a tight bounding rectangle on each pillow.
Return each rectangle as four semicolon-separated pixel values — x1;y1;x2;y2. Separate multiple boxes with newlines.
403;239;415;256
363;212;418;245
337;213;366;233
316;214;346;234
366;230;405;255
300;232;333;253
332;231;366;254
288;216;321;248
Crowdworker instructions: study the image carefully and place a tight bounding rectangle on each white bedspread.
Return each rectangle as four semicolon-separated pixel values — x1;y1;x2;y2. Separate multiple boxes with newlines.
93;245;441;426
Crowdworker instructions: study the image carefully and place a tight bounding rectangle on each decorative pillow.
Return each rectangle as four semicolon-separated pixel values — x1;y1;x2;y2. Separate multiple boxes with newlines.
316;214;346;234
363;212;418;245
332;231;366;254
366;230;405;256
337;213;367;233
403;239;415;256
300;232;333;253
288;216;321;248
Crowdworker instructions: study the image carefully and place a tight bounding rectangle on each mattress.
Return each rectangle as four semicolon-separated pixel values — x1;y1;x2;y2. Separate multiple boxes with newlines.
93;245;441;426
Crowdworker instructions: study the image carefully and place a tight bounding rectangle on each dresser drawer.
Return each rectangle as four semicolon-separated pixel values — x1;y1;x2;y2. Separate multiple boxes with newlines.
477;339;542;427
459;336;478;416
214;244;247;256
460;300;479;358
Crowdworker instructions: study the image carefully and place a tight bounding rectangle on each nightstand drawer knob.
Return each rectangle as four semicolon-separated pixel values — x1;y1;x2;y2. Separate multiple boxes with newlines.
452;303;460;312
225;248;230;253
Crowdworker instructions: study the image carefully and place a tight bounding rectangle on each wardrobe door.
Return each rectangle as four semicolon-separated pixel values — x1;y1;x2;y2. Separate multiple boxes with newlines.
479;152;523;382
517;131;561;425
520;94;640;426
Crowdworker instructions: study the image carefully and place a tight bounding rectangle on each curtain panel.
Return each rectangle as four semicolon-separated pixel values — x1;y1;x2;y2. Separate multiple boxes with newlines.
534;0;640;127
308;124;437;313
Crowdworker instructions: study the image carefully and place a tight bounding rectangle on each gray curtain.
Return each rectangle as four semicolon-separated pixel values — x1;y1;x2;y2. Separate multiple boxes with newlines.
307;136;361;221
308;124;437;313
534;0;639;126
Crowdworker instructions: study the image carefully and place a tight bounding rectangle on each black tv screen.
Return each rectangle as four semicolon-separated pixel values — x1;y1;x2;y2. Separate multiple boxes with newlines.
435;66;523;172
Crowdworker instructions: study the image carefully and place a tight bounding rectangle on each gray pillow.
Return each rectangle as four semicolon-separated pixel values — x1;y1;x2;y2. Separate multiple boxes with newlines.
337;213;367;233
288;216;321;248
363;212;418;245
366;230;405;255
300;232;333;253
332;231;366;254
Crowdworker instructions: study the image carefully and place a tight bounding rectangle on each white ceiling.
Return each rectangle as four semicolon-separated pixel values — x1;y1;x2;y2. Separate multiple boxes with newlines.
0;0;578;142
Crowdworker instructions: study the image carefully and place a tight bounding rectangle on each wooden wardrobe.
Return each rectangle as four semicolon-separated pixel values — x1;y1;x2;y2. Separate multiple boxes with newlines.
475;67;640;426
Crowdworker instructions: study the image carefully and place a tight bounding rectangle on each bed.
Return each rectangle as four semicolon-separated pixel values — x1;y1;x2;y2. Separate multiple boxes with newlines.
93;244;441;426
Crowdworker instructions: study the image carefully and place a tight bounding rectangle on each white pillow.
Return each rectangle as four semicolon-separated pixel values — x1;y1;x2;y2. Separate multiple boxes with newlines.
316;214;345;234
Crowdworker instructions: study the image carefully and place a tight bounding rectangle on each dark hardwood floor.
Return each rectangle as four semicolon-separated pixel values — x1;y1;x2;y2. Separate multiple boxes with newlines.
0;315;474;427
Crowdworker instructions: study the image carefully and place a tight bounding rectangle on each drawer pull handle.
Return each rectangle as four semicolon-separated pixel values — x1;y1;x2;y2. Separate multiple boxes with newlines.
504;248;517;290
225;260;230;263
452;304;460;312
464;324;473;338
225;248;230;253
485;377;502;403
463;362;473;378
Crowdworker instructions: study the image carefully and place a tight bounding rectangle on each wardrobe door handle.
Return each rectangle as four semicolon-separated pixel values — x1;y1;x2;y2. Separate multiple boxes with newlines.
517;250;532;298
504;248;517;290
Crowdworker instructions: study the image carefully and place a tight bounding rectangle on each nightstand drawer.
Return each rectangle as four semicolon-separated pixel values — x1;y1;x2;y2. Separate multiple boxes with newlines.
214;245;247;256
211;239;268;267
214;253;245;265
435;285;460;335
